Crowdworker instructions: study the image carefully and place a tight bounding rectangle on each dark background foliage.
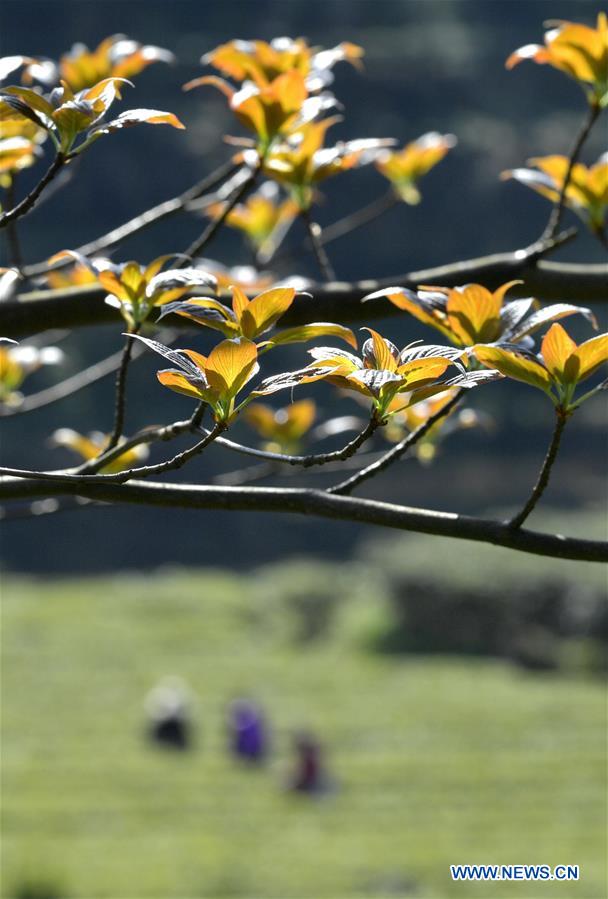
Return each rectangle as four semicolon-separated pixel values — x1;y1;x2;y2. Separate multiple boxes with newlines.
1;0;605;572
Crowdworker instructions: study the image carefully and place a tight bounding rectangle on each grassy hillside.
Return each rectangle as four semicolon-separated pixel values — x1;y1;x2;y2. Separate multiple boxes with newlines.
2;541;607;898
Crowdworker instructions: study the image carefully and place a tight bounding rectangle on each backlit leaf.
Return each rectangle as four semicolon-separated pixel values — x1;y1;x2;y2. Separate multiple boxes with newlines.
261;322;357;349
473;345;551;391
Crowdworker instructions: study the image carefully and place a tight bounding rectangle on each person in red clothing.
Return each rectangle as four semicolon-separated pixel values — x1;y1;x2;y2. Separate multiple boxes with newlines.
288;732;334;795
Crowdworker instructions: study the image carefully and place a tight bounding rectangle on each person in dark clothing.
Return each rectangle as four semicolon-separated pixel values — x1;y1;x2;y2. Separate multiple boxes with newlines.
144;676;194;751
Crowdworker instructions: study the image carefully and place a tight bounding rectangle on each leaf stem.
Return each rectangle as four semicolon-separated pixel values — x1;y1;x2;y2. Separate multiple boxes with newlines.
508;408;568;529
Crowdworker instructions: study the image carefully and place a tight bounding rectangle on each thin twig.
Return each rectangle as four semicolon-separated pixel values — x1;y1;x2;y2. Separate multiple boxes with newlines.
521;226;578;265
508;408;569;529
182;162;260;261
106;328;138;451
4;180;23;267
301;208;336;281
0;415;378;487
0;421;226;486
328;392;463;495
0;329;177;417
22;158;241;278
198;415;380;468
593;227;608;252
270;189;398;267
542;102;601;241
0;153;65;229
76;410;203;475
0;475;605;562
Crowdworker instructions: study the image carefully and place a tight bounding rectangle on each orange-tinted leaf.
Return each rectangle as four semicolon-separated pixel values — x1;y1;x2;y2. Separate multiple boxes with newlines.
183;75;234;98
98;270;125;298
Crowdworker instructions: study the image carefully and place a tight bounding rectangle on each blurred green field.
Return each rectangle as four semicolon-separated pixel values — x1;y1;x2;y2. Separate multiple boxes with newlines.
2;523;607;899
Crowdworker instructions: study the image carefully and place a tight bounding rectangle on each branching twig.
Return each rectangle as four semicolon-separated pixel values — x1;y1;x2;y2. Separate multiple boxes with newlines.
182;162;261;261
4;180;24;267
542;102;601;242
198;415;380;468
508;408;569;529
0;421;225;485
0;328;177;417
0;476;605;562
22;158;241;278
106;328;138;451
272;189;398;267
328;391;463;495
0;153;66;229
301;208;336;281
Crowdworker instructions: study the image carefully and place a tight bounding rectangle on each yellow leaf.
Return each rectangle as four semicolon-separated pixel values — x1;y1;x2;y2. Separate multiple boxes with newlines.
446;284;502;343
541;322;578;381
363;328;398;372
573;333;608;382
239;286;295;338
205;338;258;395
397;357;451;383
183;75;234;98
231;284;251;320
157;370;206;400
261;322;357;349
180;348;209;371
98;270;125;298
474;345;551;391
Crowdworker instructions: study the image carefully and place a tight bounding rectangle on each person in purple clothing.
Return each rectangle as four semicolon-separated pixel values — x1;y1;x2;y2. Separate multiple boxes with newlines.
227;698;268;764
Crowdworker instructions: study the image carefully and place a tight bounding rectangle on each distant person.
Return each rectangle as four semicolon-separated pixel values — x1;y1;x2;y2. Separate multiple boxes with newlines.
144;676;194;751
287;732;334;795
227;698;268;764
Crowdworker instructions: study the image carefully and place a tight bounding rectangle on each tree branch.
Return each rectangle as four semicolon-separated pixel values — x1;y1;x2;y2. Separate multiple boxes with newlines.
3;253;605;339
329;391;463;495
0;328;177;417
181;162;260;261
4;180;24;267
508;408;568;529
542;102;601;241
272;189;398;267
0;153;66;229
21;158;241;278
0;477;605;562
0;421;225;485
